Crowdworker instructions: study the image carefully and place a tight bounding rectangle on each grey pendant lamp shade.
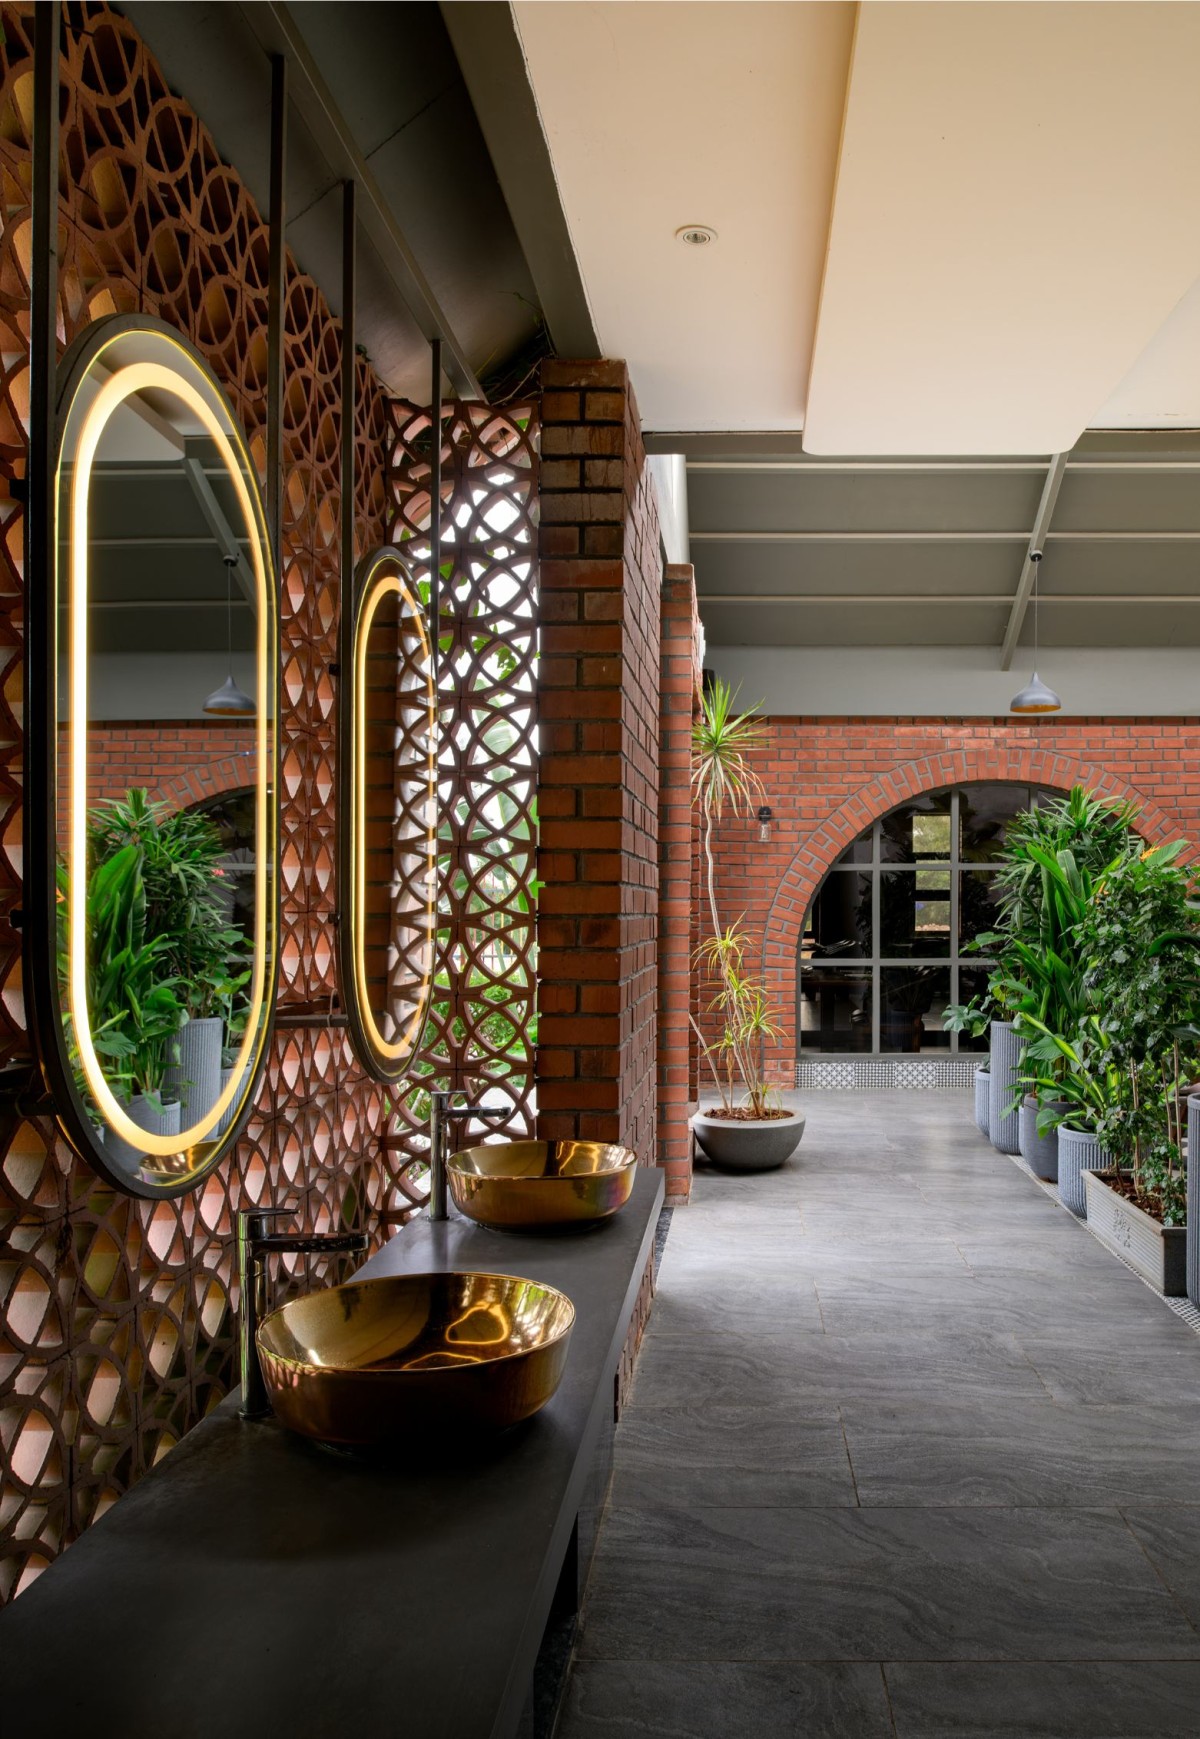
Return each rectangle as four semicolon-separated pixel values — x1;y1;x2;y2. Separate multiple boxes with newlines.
1009;550;1062;715
203;554;255;717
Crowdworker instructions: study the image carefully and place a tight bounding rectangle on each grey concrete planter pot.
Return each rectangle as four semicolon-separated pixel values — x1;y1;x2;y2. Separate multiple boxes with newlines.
988;1021;1026;1156
1083;1169;1187;1297
163;1015;223;1126
1187;1094;1200;1309
212;1060;250;1140
105;1093;181;1174
1019;1095;1068;1182
974;1066;991;1138
691;1110;806;1172
1057;1125;1111;1218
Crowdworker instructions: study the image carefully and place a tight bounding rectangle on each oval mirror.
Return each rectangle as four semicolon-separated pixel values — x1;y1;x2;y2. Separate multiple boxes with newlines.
37;316;278;1195
338;547;436;1082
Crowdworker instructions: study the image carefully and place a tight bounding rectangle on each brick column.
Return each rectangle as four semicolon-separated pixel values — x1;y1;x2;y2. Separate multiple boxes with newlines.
656;566;702;1200
535;361;663;1165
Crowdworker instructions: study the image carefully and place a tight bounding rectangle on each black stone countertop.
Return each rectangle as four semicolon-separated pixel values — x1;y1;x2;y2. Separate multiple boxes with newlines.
0;1168;663;1739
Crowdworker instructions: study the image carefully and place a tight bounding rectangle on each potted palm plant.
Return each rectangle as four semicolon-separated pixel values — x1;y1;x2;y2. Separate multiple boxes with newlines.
689;680;803;1172
1076;842;1197;1293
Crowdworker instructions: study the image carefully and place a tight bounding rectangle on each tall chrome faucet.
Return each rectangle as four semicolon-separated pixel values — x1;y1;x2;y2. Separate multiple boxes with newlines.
428;1090;507;1220
237;1207;368;1418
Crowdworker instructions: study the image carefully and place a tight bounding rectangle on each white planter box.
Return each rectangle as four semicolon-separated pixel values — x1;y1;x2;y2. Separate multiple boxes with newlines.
1083;1169;1187;1297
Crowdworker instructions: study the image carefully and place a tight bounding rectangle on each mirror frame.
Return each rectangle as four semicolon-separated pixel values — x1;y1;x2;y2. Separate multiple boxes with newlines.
27;313;281;1198
337;545;437;1084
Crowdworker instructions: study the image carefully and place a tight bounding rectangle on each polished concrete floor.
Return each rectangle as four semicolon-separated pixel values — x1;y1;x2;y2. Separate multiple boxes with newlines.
558;1090;1200;1738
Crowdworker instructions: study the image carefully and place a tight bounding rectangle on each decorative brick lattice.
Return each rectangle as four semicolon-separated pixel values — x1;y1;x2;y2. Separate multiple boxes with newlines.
380;399;539;1189
796;1058;977;1091
0;2;401;1601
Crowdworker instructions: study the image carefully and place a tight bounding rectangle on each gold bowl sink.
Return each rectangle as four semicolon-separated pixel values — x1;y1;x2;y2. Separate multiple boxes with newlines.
256;1272;575;1446
446;1140;638;1231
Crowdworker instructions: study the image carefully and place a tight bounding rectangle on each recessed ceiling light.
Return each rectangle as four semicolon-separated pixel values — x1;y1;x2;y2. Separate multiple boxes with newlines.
676;225;717;246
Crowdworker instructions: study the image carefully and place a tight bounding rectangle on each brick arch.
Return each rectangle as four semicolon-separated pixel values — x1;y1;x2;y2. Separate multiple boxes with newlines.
761;744;1182;1078
152;753;256;813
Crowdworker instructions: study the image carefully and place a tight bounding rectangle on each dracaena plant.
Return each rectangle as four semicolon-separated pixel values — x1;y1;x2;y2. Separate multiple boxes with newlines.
690;679;781;1118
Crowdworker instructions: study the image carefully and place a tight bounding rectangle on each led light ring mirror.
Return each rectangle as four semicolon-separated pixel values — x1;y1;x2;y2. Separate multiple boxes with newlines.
50;317;278;1192
338;548;437;1082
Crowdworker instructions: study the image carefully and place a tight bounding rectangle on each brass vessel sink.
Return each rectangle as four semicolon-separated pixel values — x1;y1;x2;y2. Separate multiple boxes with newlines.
446;1139;638;1231
256;1272;575;1446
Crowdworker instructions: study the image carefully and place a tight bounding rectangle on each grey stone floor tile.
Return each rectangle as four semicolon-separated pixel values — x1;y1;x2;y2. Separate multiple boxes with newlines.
1122;1508;1200;1629
558;1660;894;1738
1018;1334;1200;1403
884;1662;1200;1737
579;1505;1200;1662
632;1327;1050;1406
611;1402;858;1509
840;1397;1200;1507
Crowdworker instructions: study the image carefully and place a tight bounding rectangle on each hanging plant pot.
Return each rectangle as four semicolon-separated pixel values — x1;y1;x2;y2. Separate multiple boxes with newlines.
988;1022;1025;1156
1083;1170;1187;1297
974;1066;990;1138
1057;1126;1111;1218
1019;1095;1069;1182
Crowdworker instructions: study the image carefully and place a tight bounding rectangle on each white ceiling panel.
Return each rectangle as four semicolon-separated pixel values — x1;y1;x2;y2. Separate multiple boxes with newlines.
513;1;854;431
804;2;1200;455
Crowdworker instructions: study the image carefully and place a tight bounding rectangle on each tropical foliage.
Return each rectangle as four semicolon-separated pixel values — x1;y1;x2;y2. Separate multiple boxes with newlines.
945;783;1200;1226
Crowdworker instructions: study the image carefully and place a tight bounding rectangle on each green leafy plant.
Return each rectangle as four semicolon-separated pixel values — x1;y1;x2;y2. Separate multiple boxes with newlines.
87;788;250;1022
690;679;782;1119
59;843;184;1104
1076;842;1200;1223
944;787;1137;1108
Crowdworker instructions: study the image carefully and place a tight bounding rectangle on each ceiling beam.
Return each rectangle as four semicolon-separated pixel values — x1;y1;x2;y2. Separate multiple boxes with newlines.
239;1;483;399
690;531;1028;544
998;453;1068;670
440;1;599;358
182;455;257;606
697;592;1200;606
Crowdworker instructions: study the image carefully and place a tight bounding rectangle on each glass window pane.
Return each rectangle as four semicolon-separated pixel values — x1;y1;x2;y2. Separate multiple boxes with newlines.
799;964;873;1052
831;825;873;866
802;870;871;959
880;791;952;864
956;966;995;1052
960;869;1004;946
959;784;1034;862
880;966;951;1052
881;870;951;957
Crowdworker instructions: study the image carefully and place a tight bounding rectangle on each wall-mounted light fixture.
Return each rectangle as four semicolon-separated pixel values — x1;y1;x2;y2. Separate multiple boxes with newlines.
757;804;773;843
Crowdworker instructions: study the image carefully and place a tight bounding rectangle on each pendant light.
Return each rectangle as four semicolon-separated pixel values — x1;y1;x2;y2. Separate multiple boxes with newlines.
203;553;255;717
1009;550;1061;715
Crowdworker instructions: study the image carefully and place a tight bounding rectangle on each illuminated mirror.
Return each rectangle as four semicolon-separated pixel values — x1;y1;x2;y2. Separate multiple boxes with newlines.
338;547;436;1081
45;316;278;1195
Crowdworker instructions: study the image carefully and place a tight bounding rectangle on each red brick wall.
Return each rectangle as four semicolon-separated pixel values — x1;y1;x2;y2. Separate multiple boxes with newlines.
63;722;255;822
703;716;1200;1084
535;360;663;1164
656;566;702;1199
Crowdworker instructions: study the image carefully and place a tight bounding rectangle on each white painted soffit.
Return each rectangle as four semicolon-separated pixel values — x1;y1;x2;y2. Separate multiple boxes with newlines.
512;0;854;432
804;2;1200;456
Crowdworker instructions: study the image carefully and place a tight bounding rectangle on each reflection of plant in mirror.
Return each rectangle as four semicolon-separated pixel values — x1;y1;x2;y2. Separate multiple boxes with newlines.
88;788;251;1022
58;844;184;1103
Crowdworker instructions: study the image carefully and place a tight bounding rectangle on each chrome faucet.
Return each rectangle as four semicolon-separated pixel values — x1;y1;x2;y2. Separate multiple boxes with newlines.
428;1090;508;1221
237;1207;368;1419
